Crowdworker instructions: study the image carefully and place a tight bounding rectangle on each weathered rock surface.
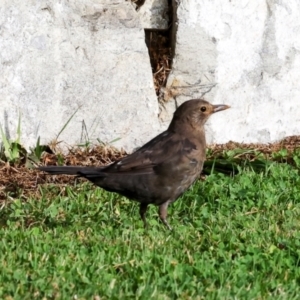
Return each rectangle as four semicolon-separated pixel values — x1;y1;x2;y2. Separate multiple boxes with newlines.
165;0;300;144
0;0;160;151
137;0;169;30
1;0;300;153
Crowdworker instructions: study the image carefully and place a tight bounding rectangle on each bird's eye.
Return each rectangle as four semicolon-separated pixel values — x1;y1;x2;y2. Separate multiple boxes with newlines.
200;106;206;112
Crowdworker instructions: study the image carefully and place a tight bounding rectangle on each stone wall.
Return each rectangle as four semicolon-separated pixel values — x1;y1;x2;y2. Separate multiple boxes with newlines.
0;0;160;151
1;0;300;151
164;0;300;144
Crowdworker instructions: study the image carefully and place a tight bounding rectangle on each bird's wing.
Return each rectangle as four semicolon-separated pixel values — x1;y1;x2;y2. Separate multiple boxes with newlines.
102;131;197;175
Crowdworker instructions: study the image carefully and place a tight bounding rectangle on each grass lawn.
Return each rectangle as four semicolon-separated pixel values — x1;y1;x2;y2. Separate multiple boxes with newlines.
1;161;300;299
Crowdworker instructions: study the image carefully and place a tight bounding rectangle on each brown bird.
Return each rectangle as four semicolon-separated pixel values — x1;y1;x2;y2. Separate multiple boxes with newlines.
39;99;230;229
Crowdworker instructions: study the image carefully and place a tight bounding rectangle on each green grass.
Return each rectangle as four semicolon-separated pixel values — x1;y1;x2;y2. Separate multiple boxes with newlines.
1;162;300;299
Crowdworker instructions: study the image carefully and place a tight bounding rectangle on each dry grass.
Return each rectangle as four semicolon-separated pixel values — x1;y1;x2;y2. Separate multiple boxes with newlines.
0;144;126;202
208;135;300;161
1;136;300;203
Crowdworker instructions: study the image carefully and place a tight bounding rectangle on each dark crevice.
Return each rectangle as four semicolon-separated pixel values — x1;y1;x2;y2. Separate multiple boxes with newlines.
131;0;146;11
169;0;178;62
145;30;172;97
130;0;177;99
144;0;176;99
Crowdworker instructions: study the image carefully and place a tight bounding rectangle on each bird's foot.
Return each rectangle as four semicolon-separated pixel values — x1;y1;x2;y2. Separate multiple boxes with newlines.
159;201;172;230
161;218;172;231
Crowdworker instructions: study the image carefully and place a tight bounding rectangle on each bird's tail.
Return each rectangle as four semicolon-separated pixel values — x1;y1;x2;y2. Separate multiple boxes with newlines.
38;166;106;177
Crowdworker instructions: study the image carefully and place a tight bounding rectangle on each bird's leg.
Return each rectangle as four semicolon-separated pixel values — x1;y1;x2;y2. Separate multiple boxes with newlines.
159;201;172;230
139;203;149;229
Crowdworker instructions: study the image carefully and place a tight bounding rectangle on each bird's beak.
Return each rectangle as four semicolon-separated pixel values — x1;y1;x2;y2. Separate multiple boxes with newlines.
213;104;230;113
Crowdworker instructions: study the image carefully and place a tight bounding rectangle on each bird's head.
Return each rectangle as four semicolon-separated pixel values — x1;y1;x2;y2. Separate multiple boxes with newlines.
168;99;230;132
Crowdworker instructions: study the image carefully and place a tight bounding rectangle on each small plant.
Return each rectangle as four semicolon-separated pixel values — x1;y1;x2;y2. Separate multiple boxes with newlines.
26;136;52;168
48;107;81;153
0;114;26;164
77;120;91;150
57;153;65;166
292;149;300;168
97;137;121;146
271;148;288;162
30;136;51;162
56;108;80;141
77;141;92;153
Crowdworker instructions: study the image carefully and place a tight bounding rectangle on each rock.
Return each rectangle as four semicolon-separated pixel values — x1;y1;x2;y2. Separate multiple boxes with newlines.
137;0;169;30
2;0;300;153
165;0;300;144
0;0;160;152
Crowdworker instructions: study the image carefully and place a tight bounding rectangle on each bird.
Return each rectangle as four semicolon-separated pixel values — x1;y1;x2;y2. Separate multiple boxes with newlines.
39;99;230;230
